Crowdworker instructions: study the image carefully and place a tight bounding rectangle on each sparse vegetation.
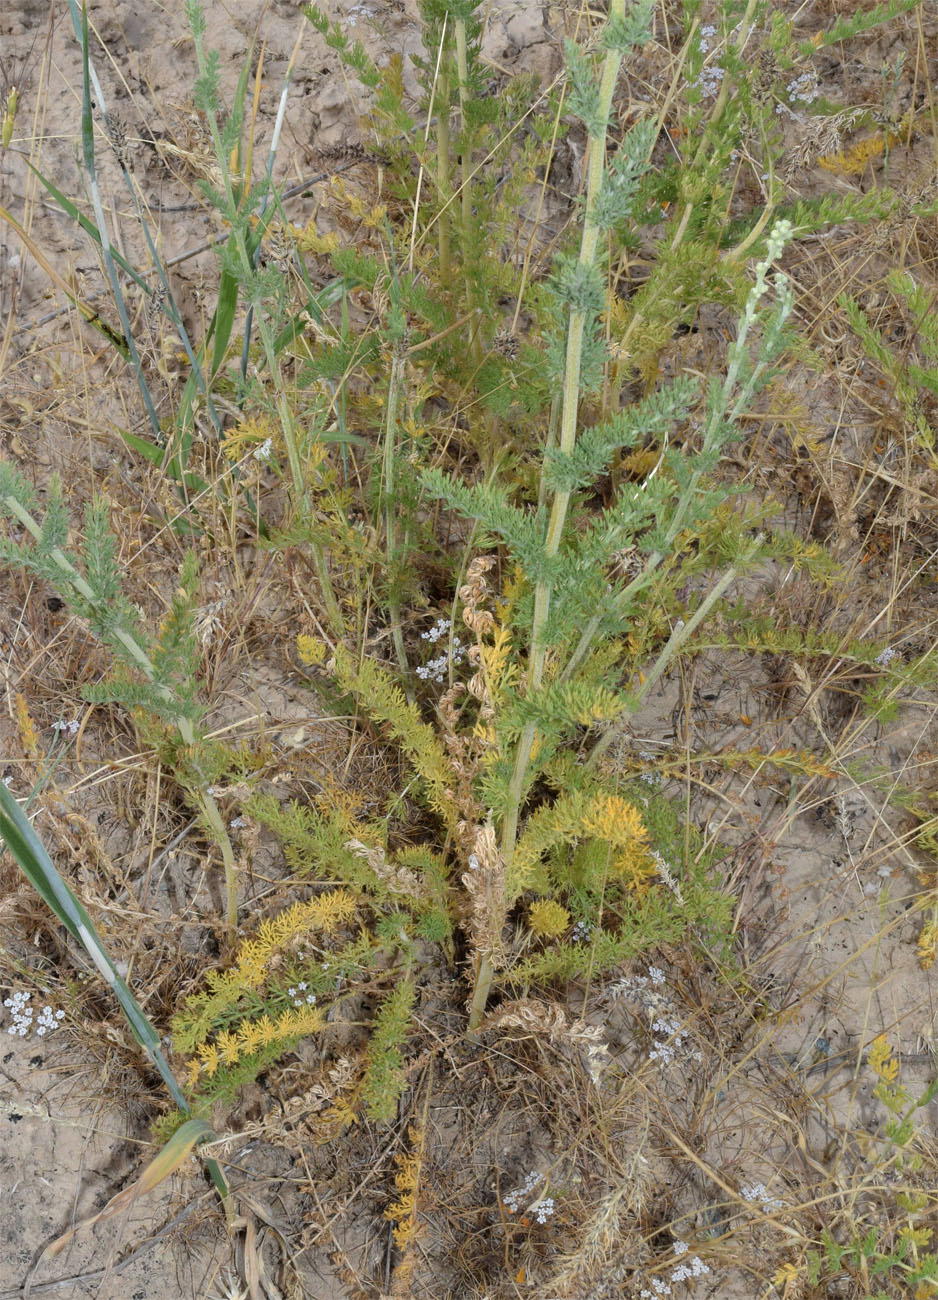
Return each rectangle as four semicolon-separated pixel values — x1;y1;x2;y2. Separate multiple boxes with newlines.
0;0;936;1296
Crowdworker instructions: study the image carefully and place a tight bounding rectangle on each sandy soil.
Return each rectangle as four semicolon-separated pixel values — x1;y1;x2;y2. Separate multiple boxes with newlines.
1;0;936;1297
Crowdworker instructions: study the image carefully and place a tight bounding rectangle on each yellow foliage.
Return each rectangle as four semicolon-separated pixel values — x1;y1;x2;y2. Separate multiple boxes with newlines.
916;919;937;971
321;1093;359;1136
528;900;570;938
220;414;278;463
620;448;661;479
579;793;647;848
512;787;647;896
196;1041;221;1078
329;175;387;228
216;1029;241;1066
611;847;657;893
297;634;327;666
291;222;341;255
15;694;40;759
386;1121;425;1295
189;1003;326;1081
868;1034;899;1083
771;1261;802;1290
174;889;359;1053
818;132;899;177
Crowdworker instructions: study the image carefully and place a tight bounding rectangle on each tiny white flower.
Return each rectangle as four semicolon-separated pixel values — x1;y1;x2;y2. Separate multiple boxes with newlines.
532;1196;555;1223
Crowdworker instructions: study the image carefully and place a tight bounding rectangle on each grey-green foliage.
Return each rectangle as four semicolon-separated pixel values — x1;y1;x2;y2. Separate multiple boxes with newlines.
421;229;796;644
542;378;698;493
0;464;204;726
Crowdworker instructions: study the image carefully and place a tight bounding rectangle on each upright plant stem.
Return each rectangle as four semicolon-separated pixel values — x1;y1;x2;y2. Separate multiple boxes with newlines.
453;14;482;371
0;491;241;933
469;2;628;1031
383;345;413;689
433;15;452;284
188;11;343;639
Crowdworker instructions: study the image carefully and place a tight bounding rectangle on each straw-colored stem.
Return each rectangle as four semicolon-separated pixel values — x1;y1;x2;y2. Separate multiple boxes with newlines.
436;65;452;283
454;16;481;369
194;787;240;933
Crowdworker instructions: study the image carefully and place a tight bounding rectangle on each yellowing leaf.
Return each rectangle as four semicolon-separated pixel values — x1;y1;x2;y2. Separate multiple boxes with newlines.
528;899;570;938
297;633;326;665
43;1119;218;1259
869;1034;899;1082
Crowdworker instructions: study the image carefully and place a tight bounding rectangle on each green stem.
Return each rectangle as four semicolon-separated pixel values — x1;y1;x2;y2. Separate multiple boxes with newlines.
454;15;481;370
436;64;452;282
189;18;343;639
468;952;494;1032
469;6;627;1030
588;542;761;769
195;788;240;933
498;13;625;866
383;346;412;689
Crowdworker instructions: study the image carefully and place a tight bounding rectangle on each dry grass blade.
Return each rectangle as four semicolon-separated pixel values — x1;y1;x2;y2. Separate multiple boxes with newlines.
41;1117;216;1260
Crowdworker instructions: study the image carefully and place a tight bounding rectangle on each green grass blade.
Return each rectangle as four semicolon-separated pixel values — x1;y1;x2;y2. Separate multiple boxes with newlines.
26;163;149;289
0;780;189;1111
43;1118;230;1258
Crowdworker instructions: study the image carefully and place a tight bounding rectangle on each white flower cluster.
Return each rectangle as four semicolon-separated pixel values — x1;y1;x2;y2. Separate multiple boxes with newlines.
253;437;273;461
571;920;593;942
530;1196;555;1224
503;1169;543;1214
741;1181;784;1212
670;1255;711;1283
4;991;65;1037
416;618;465;683
649;1015;686;1064
648;986;702;1065
786;70;819;103
692;26;724;98
640;1245;711;1297
287;982;317;1008
875;646;898;667
639;751;663;787
52;719;79;736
